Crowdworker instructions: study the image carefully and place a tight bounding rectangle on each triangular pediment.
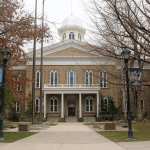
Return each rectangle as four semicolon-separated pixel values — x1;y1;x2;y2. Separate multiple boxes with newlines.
42;40;99;58
45;47;97;57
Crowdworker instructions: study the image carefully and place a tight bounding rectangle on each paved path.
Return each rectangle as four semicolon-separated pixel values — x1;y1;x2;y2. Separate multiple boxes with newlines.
119;141;150;150
0;123;125;150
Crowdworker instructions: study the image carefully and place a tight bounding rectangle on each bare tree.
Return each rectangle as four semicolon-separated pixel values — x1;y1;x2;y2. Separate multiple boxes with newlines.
89;0;150;119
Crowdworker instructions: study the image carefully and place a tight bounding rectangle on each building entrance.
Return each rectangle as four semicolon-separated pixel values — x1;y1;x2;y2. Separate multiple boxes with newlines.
66;94;77;117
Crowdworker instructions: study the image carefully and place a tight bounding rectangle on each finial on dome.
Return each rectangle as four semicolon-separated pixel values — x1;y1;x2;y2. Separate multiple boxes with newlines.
70;0;73;16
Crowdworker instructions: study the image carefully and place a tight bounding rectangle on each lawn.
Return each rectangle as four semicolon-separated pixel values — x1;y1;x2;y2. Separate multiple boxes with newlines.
99;122;150;142
3;132;36;143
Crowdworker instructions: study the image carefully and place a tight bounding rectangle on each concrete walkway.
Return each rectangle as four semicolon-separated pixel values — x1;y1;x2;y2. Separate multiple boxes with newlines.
119;141;150;150
0;123;125;150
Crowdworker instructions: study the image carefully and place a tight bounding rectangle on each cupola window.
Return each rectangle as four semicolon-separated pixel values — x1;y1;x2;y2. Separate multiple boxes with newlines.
63;33;66;40
78;33;81;41
69;32;75;40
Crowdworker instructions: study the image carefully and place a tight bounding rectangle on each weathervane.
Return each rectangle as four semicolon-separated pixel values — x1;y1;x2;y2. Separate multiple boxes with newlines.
70;0;73;16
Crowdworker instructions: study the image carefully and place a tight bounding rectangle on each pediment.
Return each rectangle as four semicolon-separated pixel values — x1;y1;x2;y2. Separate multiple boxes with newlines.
44;46;98;58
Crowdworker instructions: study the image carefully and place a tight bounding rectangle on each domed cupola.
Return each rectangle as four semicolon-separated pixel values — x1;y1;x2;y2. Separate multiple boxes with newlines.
58;15;86;42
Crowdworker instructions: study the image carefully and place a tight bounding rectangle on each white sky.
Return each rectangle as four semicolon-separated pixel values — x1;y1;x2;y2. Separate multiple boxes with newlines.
23;0;92;45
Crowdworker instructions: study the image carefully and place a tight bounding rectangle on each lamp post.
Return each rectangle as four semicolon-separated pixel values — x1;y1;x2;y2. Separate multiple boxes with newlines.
121;48;133;139
129;60;142;119
0;47;11;141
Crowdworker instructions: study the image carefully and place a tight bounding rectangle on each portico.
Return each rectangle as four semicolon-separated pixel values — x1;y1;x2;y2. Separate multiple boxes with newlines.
43;84;101;121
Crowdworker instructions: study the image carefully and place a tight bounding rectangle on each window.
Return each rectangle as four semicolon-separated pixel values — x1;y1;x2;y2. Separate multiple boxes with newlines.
50;96;58;112
100;71;108;88
35;71;40;88
35;98;40;113
140;100;144;112
50;71;58;86
16;74;22;92
16;102;20;113
78;33;81;41
102;97;109;112
63;33;66;40
68;70;76;86
69;32;75;40
85;71;93;86
85;96;93;112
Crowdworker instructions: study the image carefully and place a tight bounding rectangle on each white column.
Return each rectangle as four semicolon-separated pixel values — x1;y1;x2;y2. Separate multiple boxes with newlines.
44;93;47;119
79;93;82;118
61;93;64;118
97;92;100;118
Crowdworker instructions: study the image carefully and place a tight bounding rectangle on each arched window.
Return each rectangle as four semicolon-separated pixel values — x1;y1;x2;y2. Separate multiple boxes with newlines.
78;33;81;41
100;71;108;88
85;96;93;112
50;71;58;86
63;33;66;40
102;97;109;112
69;32;75;40
35;71;40;88
68;70;76;86
85;71;93;86
50;96;58;112
35;98;40;113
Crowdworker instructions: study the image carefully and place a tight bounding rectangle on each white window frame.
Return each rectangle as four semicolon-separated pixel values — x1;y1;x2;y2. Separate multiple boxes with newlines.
85;96;93;112
50;70;59;86
16;101;20;113
100;71;108;88
78;33;81;41
63;33;66;40
85;70;93;86
69;32;75;40
35;71;40;88
35;98;40;113
68;70;76;86
50;96;58;112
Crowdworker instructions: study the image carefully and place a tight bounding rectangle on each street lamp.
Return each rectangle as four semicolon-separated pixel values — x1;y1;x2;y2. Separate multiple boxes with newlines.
0;47;11;141
121;48;133;139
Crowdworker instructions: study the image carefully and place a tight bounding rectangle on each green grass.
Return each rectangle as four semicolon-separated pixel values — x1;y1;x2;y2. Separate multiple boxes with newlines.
99;122;150;142
3;132;36;143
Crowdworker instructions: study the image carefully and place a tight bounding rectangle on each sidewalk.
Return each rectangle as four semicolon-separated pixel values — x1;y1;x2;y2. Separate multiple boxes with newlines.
119;141;150;150
0;123;125;150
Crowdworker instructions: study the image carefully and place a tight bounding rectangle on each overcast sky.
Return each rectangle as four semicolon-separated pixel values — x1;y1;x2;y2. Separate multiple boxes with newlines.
23;0;92;49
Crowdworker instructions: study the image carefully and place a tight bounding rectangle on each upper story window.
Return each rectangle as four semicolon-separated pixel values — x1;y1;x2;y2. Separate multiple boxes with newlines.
35;98;40;113
78;33;81;41
85;71;93;86
50;71;58;86
69;32;75;40
85;96;93;112
100;71;108;88
68;70;76;86
35;71;40;88
63;33;66;40
50;96;58;112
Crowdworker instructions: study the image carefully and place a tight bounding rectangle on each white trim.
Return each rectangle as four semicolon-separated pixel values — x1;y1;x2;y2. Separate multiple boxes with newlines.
49;96;58;113
100;71;108;88
85;96;94;112
27;57;116;66
85;70;93;86
11;66;26;70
